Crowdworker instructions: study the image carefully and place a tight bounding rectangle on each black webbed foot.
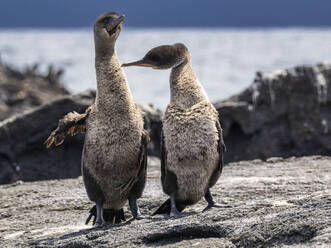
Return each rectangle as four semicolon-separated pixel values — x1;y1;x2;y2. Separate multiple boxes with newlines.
202;189;222;212
93;220;106;228
202;203;223;212
170;208;180;217
129;211;146;221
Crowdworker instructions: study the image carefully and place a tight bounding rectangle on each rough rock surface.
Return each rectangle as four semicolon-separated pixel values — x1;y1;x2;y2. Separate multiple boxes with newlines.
0;91;95;184
0;92;162;184
216;63;331;162
0;62;68;121
0;156;330;247
140;103;163;157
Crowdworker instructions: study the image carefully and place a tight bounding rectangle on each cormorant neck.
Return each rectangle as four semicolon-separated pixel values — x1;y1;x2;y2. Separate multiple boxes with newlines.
94;47;135;115
95;43;115;61
169;58;208;109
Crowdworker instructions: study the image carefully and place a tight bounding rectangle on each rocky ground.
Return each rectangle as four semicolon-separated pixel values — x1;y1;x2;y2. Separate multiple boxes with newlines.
0;156;330;247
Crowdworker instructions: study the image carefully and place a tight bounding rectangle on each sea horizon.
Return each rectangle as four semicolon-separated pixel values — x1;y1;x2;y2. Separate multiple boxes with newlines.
1;27;330;109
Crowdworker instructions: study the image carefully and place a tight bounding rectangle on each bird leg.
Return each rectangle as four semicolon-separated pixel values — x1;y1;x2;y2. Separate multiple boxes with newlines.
203;189;222;212
170;193;180;217
94;202;105;227
129;196;143;220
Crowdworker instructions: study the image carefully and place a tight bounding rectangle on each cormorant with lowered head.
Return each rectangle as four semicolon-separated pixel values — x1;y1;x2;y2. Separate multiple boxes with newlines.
122;43;226;216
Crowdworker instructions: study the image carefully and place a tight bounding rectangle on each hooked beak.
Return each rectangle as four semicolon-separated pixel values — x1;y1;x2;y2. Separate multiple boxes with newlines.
106;15;125;34
121;59;154;68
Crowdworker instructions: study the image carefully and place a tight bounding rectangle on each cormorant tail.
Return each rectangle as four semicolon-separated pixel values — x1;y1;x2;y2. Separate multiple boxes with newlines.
152;198;186;216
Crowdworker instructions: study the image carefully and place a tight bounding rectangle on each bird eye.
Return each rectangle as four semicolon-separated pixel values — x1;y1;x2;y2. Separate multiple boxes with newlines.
103;18;110;24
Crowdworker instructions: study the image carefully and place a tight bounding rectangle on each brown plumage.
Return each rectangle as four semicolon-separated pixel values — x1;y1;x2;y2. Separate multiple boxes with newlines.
45;12;148;227
123;43;226;216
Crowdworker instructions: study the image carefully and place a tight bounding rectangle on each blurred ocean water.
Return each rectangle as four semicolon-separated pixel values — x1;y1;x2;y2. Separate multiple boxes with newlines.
0;28;330;109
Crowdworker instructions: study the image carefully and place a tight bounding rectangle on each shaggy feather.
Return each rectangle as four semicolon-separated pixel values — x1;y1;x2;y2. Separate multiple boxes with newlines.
83;50;146;210
163;46;223;206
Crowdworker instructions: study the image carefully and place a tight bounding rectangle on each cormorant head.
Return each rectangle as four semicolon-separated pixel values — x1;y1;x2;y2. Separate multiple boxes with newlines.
122;43;189;70
94;12;124;49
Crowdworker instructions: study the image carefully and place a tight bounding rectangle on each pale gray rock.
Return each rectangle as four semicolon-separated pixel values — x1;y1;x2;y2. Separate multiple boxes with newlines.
0;156;330;247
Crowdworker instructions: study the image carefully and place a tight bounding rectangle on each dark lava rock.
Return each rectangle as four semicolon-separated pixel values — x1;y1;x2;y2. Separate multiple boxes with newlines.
216;63;331;162
0;91;95;184
0;61;71;184
0;91;162;184
140;103;163;157
0;62;69;121
0;156;329;247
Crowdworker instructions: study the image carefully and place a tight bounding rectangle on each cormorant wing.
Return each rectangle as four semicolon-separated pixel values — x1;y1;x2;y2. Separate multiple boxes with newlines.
137;129;149;185
216;120;226;172
160;129;167;187
159;127;178;195
115;129;149;194
135;115;149;190
44;104;94;148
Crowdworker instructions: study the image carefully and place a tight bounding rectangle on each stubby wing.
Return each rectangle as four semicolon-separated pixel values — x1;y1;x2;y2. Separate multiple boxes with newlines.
160;127;177;196
160;129;167;188
136;129;149;191
216;120;226;173
125;129;149;198
44;105;94;148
